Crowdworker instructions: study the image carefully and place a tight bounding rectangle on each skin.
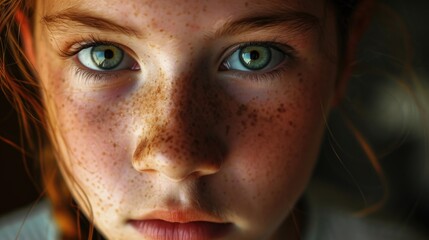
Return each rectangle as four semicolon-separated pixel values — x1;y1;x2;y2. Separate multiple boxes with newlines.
27;0;343;239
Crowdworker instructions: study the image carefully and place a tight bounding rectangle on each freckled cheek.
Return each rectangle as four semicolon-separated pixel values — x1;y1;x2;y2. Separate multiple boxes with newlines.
232;107;322;182
51;94;134;176
218;89;327;214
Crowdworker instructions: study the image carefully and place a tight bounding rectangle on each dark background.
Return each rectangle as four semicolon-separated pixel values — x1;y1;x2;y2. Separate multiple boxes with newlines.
1;0;428;234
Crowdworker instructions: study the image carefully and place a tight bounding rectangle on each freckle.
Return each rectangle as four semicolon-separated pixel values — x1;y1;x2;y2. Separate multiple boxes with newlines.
277;103;286;113
236;104;248;116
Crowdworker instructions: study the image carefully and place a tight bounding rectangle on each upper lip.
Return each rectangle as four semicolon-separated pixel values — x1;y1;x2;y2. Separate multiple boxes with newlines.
130;209;225;223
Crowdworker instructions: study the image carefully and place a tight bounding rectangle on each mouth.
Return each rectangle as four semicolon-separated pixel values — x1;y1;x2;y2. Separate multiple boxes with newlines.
128;210;232;240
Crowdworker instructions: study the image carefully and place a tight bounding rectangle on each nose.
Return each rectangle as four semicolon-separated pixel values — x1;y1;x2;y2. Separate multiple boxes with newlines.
133;133;225;181
132;73;226;181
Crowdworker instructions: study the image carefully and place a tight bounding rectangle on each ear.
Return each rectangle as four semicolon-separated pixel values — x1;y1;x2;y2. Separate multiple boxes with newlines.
332;0;375;106
15;10;36;68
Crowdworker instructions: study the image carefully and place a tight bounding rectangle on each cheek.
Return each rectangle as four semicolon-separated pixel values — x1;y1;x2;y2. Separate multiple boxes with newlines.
56;98;130;170
46;88;148;224
209;73;331;228
37;48;135;183
39;63;138;211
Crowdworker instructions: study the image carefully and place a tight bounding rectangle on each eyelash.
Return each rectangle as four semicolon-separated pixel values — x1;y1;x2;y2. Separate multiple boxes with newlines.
74;67;118;82
62;35;105;57
236;67;288;82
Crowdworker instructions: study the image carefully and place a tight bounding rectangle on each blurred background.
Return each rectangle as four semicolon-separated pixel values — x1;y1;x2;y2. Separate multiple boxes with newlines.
314;0;429;234
1;0;428;235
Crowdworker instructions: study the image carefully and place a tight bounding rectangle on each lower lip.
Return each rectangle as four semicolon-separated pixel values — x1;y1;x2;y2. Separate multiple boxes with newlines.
129;220;232;240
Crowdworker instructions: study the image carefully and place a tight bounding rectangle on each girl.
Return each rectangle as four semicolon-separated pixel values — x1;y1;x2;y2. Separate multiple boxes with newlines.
0;0;426;239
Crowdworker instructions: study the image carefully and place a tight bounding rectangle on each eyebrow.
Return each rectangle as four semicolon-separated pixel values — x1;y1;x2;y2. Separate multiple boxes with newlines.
42;8;141;37
213;10;320;38
42;7;320;39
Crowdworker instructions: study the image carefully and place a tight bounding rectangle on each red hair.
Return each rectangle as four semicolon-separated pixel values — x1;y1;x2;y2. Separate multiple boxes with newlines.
1;1;81;239
0;0;380;239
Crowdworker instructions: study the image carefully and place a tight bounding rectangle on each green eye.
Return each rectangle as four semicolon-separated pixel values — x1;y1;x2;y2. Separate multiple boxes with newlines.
77;44;138;72
239;46;271;70
221;43;286;72
91;45;124;70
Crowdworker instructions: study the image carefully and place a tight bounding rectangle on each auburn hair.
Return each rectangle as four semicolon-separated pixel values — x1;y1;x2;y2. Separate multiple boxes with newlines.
0;0;374;239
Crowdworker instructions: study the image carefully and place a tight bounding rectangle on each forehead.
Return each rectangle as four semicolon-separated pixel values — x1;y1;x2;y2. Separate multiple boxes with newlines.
37;0;329;32
39;0;325;12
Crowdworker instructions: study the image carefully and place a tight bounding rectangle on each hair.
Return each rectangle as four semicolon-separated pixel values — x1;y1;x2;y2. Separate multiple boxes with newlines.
0;0;372;239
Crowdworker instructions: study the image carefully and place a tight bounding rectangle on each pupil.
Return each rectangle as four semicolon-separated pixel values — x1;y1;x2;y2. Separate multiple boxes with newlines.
250;50;260;60
104;49;114;59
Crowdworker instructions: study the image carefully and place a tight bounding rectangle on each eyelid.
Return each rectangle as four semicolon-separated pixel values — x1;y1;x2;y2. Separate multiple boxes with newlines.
59;35;139;61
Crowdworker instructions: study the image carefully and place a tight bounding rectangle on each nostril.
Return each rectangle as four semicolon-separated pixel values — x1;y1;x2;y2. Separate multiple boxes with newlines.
132;152;221;181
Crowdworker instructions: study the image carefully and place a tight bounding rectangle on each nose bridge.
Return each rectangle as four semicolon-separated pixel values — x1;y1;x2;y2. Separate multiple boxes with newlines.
132;69;225;181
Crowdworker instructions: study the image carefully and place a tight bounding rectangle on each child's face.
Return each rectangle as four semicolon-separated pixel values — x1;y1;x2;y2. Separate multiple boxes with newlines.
33;0;339;239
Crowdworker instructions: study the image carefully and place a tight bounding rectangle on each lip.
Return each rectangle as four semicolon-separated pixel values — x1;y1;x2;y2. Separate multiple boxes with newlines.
128;210;232;240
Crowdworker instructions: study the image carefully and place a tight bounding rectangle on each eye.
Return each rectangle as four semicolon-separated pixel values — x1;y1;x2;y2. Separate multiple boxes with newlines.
220;43;286;72
77;44;139;71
